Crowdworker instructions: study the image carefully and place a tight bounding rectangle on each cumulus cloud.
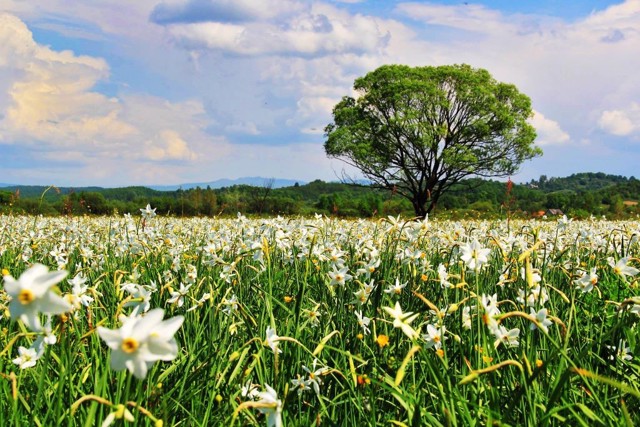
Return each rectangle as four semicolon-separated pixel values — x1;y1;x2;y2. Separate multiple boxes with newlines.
158;1;390;56
529;111;570;146
598;103;640;136
0;13;230;184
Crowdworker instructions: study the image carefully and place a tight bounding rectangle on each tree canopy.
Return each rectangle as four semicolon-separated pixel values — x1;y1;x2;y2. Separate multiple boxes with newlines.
324;64;542;217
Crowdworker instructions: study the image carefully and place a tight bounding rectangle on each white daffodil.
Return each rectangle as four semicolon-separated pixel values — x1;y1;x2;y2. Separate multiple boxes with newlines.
302;359;329;395
574;267;598;293
12;345;41;369
140;204;157;220
167;283;191;308
493;325;520;349
3;264;71;331
607;340;633;362
383;301;420;339
328;266;352;287
437;264;453;289
265;326;282;354
529;307;553;334
384;278;407;295
354;310;371;335
97;309;184;379
422;324;446;350
608;257;639;281
255;385;283;427
460;239;491;271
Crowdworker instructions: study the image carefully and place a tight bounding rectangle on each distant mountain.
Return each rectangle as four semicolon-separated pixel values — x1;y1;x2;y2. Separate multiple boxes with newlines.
149;177;305;191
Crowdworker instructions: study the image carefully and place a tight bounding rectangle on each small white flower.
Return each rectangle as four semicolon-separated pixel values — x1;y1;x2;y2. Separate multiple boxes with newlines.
529;307;553;334
12;346;41;369
265;326;282;354
383;301;420;339
422;324;446;350
493;325;520;349
354;310;371;335
258;385;283;427
384;278;407;295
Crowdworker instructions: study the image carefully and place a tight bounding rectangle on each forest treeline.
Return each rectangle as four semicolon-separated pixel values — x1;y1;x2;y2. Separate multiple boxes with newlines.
1;172;639;219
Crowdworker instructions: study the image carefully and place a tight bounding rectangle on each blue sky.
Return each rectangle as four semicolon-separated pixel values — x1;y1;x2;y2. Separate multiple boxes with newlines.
0;0;638;187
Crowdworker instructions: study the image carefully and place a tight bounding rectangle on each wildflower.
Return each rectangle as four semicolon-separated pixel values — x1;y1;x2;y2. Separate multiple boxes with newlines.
291;375;311;395
557;215;571;230
384;278;407;295
462;306;472;329
376;334;390;348
422;324;446;350
529;307;552;334
383;301;420;339
480;294;500;331
241;381;260;399
303;305;321;327
460;239;490;271
97;309;184;379
265;326;282;354
356;258;380;278
167;283;191;308
3;264;71;331
328;266;352;287
254;384;283;427
66;273;94;310
607;340;633;362
221;293;239;316
122;283;152;316
102;404;135;427
354;310;371;335
302;359;329;395
608;257;639;281
492;325;520;349
437;264;453;288
140;204;157;220
186;292;211;312
12;345;41;369
574;268;598;293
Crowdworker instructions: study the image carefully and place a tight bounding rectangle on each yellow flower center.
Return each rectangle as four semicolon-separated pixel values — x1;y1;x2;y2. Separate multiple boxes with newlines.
18;289;35;305
121;337;139;353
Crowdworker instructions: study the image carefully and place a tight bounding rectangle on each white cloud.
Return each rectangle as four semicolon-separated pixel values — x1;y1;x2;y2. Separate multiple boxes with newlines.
598;103;640;136
162;3;389;56
530;110;570;146
0;13;231;184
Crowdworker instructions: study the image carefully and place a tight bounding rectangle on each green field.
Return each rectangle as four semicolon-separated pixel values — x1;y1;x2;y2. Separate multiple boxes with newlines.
1;213;639;426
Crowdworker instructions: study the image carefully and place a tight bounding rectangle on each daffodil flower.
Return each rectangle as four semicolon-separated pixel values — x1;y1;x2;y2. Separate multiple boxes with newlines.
460;239;491;271
383;301;420;339
97;309;184;379
3;264;71;331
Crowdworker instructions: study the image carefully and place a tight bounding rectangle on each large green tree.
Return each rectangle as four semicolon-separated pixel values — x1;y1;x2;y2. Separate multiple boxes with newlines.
324;64;542;217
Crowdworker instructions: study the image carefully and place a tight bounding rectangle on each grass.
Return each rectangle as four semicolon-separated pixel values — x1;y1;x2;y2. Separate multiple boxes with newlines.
0;213;639;426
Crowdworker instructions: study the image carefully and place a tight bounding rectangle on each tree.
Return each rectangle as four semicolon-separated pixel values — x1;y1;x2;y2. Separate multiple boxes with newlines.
324;64;542;217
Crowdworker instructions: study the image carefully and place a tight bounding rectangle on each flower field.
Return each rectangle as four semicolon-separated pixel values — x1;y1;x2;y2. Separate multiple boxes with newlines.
1;212;639;426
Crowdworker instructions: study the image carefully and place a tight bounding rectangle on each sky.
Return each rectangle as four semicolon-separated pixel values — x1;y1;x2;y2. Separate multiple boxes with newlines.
0;0;639;187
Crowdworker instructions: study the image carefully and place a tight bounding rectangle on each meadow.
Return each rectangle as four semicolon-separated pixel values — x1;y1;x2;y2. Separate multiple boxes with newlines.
1;211;639;426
